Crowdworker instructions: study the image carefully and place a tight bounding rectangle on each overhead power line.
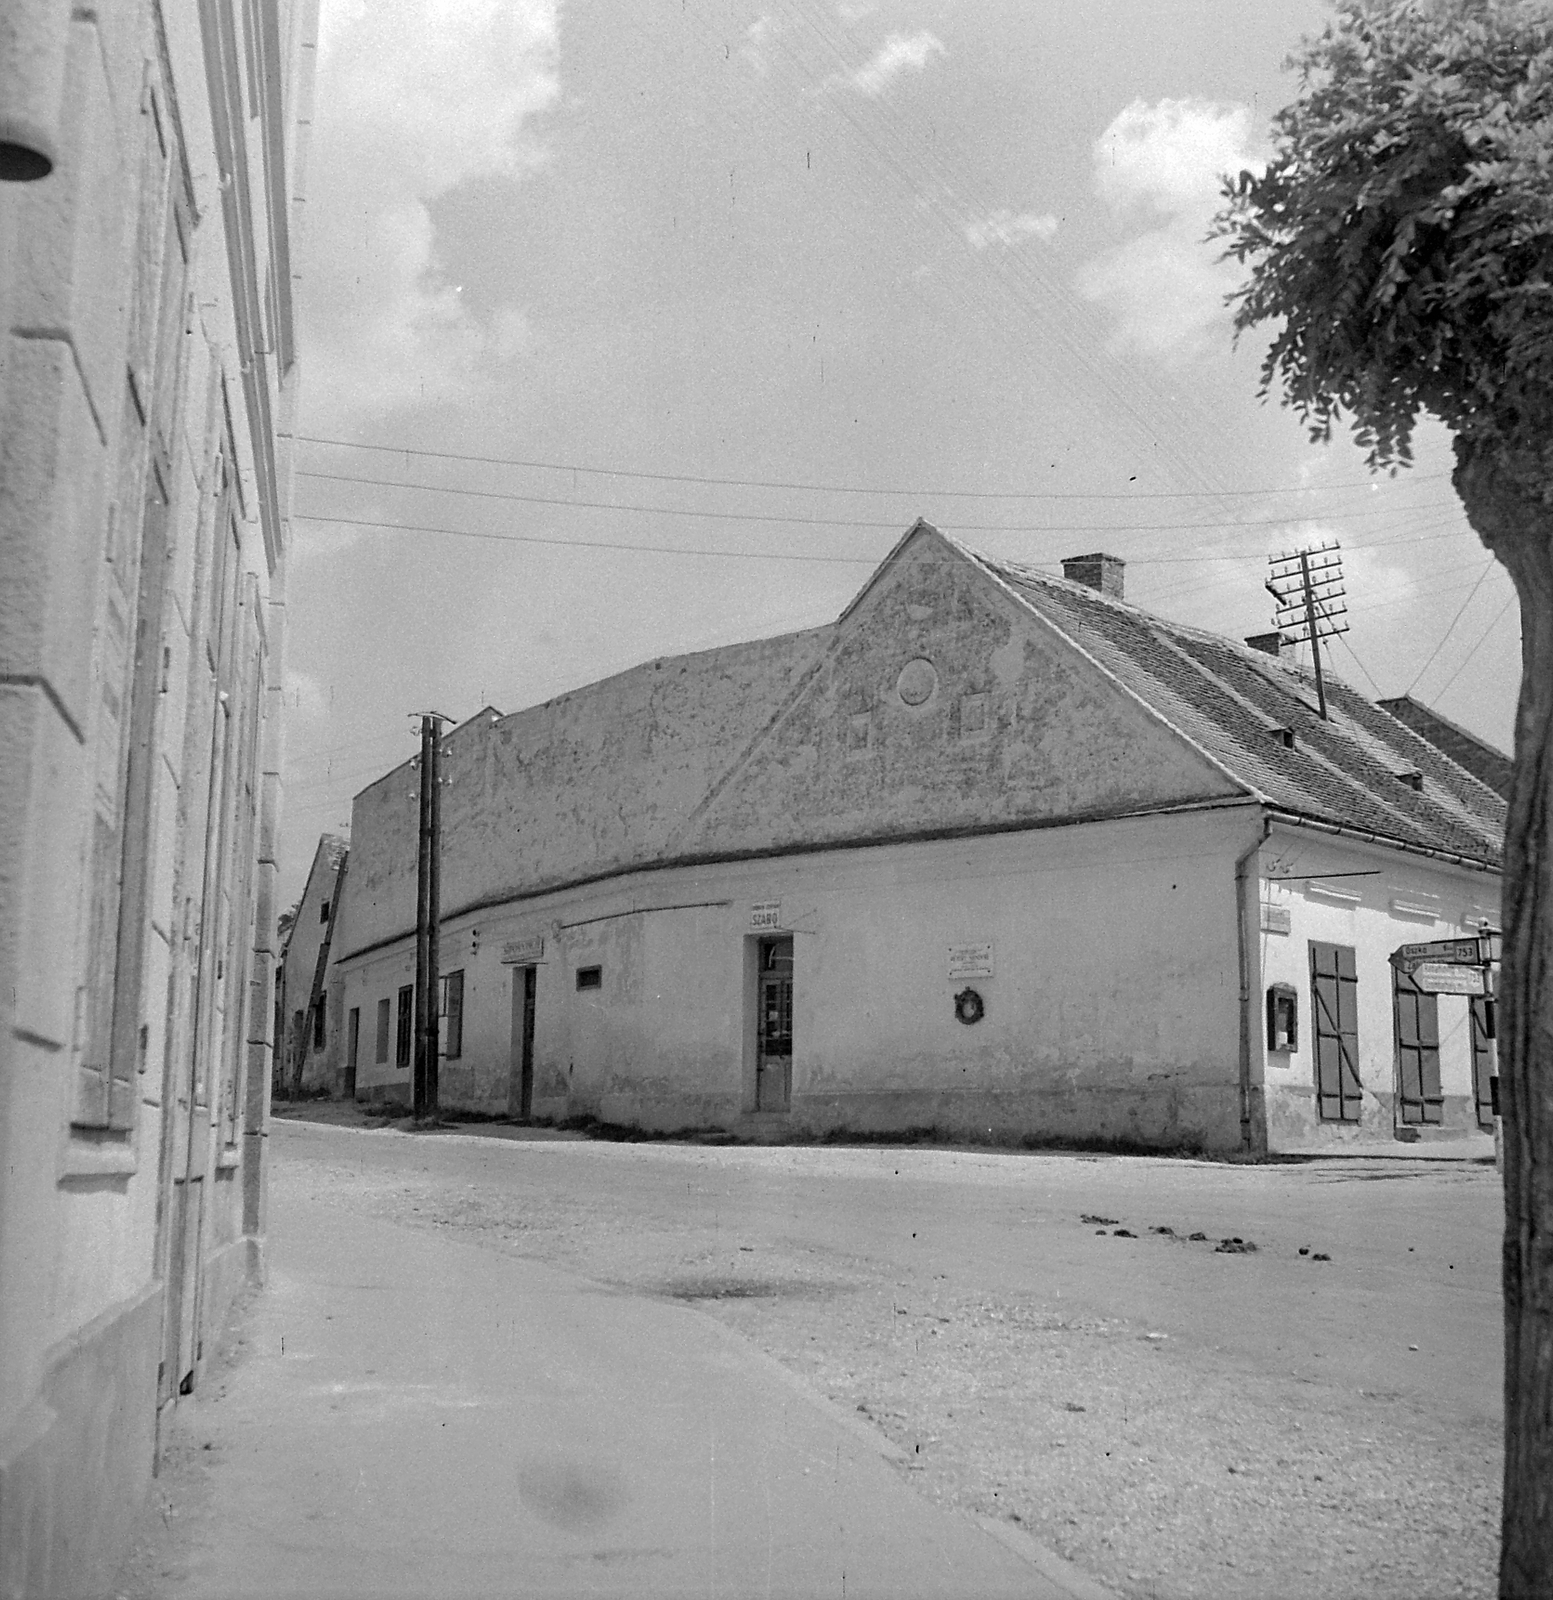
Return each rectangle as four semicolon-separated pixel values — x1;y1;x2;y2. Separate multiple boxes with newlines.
291;434;1450;504
1431;593;1518;701
294;508;1477;576
1405;557;1497;695
295;469;1454;536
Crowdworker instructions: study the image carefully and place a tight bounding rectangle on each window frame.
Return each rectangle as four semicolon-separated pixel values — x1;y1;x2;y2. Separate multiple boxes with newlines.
440;968;464;1059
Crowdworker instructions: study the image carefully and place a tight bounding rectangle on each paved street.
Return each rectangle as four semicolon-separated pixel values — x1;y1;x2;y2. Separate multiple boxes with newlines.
121;1118;1502;1599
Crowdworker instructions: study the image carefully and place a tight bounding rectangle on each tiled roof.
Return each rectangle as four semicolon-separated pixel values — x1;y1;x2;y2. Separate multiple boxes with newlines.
967;544;1504;868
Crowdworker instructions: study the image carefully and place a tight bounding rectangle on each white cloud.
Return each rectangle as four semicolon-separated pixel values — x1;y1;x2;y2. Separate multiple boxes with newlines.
964;209;1059;250
841;31;945;96
300;0;561;427
1080;98;1265;365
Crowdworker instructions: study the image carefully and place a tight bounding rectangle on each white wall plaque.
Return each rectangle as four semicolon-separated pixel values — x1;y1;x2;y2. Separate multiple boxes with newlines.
948;941;994;980
750;901;782;931
1259;904;1292;935
500;935;546;964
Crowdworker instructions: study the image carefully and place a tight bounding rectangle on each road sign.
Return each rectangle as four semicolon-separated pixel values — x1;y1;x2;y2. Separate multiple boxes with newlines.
1390;936;1499;973
1410;962;1487;996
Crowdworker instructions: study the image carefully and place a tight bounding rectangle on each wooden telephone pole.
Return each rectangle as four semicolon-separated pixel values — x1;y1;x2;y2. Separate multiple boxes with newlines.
1266;541;1349;720
412;712;447;1119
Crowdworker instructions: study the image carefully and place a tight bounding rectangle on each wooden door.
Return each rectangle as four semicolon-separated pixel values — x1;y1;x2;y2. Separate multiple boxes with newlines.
756;938;793;1111
509;966;536;1119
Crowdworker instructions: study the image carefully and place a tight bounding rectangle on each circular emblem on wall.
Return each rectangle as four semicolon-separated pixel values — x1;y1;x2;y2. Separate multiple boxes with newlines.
954;987;985;1025
896;657;938;707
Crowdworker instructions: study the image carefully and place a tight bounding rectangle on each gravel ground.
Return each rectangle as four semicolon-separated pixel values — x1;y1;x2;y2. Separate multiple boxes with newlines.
270;1112;1501;1600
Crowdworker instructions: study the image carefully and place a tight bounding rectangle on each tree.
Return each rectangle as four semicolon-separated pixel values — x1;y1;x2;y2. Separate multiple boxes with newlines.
1213;3;1553;1590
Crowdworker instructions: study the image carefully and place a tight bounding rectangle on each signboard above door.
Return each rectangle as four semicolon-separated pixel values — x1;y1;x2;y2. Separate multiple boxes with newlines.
751;902;782;931
500;935;545;965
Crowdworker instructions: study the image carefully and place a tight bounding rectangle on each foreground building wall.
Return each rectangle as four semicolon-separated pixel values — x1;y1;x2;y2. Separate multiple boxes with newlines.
0;4;315;1594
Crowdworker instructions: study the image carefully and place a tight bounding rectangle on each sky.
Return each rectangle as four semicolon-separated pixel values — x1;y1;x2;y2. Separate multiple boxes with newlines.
278;0;1522;908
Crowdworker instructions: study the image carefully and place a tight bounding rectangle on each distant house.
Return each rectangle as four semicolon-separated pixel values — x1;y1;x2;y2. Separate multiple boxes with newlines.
324;522;1503;1155
1376;694;1513;800
274;834;348;1097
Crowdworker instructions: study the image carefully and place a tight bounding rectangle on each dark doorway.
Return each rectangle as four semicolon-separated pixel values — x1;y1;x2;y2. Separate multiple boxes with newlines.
509;965;537;1120
345;1006;360;1098
1470;987;1496;1129
756;937;793;1111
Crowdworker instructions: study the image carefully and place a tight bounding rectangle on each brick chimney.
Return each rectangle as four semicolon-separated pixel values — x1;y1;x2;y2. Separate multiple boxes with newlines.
1245;630;1290;658
1061;552;1125;600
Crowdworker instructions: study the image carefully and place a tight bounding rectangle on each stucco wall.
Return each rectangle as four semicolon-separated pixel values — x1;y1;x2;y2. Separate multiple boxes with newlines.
1254;824;1500;1152
337;527;1244;971
0;2;314;1592
344;809;1258;1151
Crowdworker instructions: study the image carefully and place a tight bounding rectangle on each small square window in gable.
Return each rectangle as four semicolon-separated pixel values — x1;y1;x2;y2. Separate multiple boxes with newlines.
846;711;872;754
960;693;989;738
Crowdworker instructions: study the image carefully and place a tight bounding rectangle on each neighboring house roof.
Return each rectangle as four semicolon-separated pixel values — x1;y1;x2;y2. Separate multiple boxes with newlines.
1376;694;1513;800
961;539;1504;868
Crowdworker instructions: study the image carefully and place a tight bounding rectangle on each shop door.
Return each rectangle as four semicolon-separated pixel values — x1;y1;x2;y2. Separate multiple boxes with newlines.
756;937;793;1111
509;965;537;1120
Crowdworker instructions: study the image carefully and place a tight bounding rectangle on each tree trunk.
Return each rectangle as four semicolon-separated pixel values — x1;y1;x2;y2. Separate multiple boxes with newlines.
1454;443;1553;1599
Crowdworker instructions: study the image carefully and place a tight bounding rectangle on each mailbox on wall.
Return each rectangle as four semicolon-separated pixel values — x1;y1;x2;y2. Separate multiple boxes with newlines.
1267;984;1298;1053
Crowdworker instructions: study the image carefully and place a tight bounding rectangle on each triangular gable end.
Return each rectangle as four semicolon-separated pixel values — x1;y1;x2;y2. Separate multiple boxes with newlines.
680;521;1247;860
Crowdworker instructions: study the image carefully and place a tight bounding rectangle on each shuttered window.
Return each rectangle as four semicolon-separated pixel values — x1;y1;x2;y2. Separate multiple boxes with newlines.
440;970;464;1060
1394;970;1443;1125
396;986;413;1068
1310;942;1362;1122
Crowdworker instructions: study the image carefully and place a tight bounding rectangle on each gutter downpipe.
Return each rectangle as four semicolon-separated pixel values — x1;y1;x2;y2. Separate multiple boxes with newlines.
1235;813;1273;1157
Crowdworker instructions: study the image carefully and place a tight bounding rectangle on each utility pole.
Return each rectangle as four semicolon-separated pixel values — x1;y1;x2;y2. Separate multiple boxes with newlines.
1266;541;1349;720
411;712;447;1119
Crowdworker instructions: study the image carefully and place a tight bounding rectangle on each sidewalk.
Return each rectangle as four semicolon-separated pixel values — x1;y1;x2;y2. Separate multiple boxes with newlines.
142;1183;1106;1599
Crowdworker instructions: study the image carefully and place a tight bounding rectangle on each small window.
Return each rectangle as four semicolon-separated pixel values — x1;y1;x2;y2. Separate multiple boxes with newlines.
320;899;331;923
576;966;602;991
375;997;390;1063
347;1007;360;1073
441;969;464;1059
396;985;413;1068
312;1002;325;1050
1266;984;1297;1052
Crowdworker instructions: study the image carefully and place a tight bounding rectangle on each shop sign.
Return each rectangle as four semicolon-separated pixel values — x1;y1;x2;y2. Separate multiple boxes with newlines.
500;935;546;965
750;901;783;931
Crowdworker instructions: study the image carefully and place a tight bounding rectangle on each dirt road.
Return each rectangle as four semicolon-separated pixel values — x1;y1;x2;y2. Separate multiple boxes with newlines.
270;1114;1501;1600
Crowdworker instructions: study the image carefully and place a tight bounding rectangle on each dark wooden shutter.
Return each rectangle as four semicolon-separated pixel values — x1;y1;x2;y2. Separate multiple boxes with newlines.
443;970;464;1060
1394;970;1443;1125
396;986;413;1067
1471;983;1496;1129
376;997;390;1063
1309;942;1362;1122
